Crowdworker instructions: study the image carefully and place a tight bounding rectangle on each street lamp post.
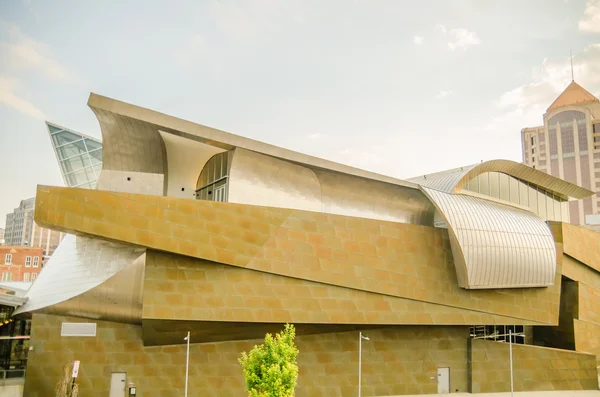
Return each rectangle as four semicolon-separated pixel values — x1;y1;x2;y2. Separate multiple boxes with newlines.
508;329;525;397
509;329;513;397
358;332;369;397
471;328;524;397
184;331;190;397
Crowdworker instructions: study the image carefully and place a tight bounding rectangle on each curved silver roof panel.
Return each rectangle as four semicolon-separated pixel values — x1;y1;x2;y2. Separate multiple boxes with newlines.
422;187;557;289
409;159;593;199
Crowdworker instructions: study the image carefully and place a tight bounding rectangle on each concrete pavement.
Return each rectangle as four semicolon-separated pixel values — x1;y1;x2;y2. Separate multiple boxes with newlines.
385;391;600;397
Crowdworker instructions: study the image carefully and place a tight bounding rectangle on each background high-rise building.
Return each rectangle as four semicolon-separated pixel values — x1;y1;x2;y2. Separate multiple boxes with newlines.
0;229;4;245
3;198;64;263
4;198;35;247
521;80;600;231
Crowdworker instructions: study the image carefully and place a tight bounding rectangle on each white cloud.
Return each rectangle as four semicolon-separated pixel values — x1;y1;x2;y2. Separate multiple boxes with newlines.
447;28;481;51
435;24;481;51
436;90;452;99
413;36;424;45
308;133;322;140
579;0;600;33
0;77;46;120
486;43;600;134
0;21;85;86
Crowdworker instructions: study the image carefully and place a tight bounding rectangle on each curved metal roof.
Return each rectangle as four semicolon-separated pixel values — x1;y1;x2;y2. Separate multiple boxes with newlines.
422;187;557;289
409;159;593;200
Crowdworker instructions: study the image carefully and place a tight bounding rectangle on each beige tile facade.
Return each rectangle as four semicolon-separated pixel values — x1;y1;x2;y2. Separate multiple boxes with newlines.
143;250;543;338
26;314;599;396
26;314;471;397
35;186;561;325
469;339;598;393
21;188;600;396
545;223;600;376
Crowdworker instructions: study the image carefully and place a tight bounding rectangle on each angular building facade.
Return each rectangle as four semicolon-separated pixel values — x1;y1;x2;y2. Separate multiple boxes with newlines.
521;81;600;231
46;121;103;190
15;94;600;396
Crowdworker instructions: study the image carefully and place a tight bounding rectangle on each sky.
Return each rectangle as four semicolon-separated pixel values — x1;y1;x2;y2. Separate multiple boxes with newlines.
1;0;600;223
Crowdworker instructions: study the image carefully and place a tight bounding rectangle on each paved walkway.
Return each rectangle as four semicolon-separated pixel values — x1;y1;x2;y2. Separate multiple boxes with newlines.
385;391;600;397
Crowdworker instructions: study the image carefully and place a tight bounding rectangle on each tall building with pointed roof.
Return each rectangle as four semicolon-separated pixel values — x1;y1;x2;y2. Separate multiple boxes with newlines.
521;80;600;231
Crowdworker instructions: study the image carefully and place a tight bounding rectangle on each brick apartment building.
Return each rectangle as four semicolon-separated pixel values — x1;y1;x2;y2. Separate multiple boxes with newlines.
0;246;43;282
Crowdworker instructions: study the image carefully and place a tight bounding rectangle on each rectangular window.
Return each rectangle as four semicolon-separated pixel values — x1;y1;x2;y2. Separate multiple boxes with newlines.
4;254;11;265
23;273;30;282
31;273;37;281
25;256;31;267
531;137;535;145
1;272;12;281
532;148;535;154
33;256;39;268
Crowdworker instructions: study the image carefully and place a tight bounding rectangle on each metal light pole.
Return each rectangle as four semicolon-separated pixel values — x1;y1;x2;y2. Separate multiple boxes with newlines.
358;332;369;397
471;328;524;397
184;331;190;397
509;329;514;397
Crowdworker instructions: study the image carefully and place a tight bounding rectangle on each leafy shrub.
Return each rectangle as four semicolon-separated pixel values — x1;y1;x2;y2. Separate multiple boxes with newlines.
239;324;299;397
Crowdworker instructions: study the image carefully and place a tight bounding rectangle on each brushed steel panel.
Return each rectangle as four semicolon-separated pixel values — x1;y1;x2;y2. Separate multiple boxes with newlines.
14;234;144;322
228;148;322;212
91;108;168;193
227;148;435;225
88;93;419;191
312;168;434;225
422;187;556;289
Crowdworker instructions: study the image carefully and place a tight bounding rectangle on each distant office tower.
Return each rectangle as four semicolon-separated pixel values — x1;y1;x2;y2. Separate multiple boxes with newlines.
0;229;4;245
46;121;102;189
521;80;600;231
4;198;35;247
3;198;64;263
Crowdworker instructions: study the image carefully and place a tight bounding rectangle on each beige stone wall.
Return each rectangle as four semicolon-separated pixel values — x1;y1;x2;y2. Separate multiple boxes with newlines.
574;319;600;371
25;314;471;396
143;250;541;333
35;186;561;325
469;339;598;393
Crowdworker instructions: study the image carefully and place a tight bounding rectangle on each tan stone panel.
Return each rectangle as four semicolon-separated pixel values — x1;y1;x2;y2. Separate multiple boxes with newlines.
574;318;600;374
26;314;470;397
562;255;600;290
558;222;600;273
578;282;600;326
35;186;561;324
143;250;545;332
470;339;598;393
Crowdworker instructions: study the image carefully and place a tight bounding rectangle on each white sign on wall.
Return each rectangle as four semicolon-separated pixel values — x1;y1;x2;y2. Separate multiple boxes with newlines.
72;360;80;378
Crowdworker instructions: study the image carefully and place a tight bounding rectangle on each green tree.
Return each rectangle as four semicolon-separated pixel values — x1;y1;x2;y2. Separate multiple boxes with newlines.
239;324;299;397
